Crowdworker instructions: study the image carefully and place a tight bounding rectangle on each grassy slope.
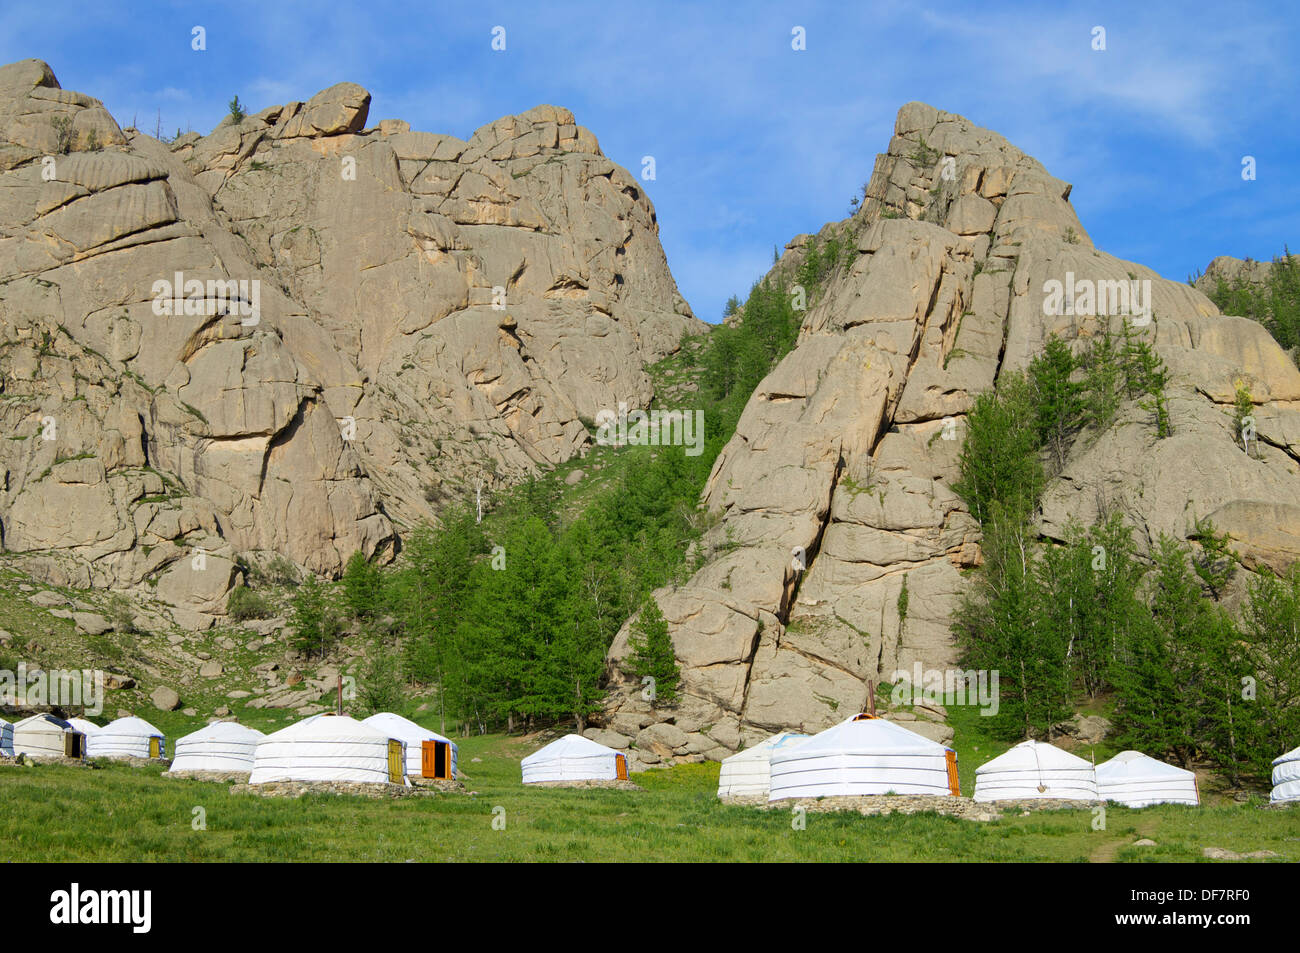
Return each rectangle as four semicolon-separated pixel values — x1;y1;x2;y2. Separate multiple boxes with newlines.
547;331;711;519
2;730;1296;862
0;565;327;738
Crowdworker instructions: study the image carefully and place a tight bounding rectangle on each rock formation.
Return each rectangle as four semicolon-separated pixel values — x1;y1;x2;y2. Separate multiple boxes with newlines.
0;59;700;627
1194;255;1278;298
599;101;1300;765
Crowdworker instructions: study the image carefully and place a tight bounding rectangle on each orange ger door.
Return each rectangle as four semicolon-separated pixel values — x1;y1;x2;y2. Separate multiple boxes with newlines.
945;749;960;796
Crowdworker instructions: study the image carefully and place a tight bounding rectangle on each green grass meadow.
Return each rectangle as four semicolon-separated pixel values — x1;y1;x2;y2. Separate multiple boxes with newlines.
2;730;1296;863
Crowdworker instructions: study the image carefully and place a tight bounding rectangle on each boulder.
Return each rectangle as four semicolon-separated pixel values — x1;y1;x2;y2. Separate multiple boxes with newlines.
582;728;629;749
151;686;181;711
28;591;69;607
1057;714;1112;745
279;82;371;137
71;612;112;635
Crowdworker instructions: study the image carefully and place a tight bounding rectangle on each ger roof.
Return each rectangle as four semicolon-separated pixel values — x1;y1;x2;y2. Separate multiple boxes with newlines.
522;733;619;765
976;740;1091;773
772;716;949;762
363;712;455;746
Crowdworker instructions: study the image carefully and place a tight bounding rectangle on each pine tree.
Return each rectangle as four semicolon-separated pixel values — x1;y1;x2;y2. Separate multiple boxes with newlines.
625;598;680;705
1077;514;1147;696
342;550;383;620
1206;246;1300;353
1238;565;1300;779
1265;247;1300;351
357;635;406;716
1111;536;1228;768
1028;335;1084;472
1109;605;1183;758
1119;323;1172;436
954;503;1067;738
1079;325;1123;430
391;507;485;731
1231;381;1256;455
1189;516;1236;599
290;575;339;659
555;539;610;730
1118;321;1162;396
953;371;1044;526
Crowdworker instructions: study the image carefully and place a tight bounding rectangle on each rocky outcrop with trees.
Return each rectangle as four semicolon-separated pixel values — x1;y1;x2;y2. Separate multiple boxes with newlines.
599;102;1300;768
0;58;700;628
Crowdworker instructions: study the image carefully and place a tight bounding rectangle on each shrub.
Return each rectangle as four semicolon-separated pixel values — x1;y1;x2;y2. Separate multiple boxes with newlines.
50;115;74;154
227;585;273;622
261;555;299;586
106;594;139;634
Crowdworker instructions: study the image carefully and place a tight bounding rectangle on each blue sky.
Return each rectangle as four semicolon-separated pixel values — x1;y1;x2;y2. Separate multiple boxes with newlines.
3;1;1295;322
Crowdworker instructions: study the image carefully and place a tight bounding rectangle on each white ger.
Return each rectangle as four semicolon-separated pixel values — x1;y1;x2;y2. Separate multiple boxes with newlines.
1096;751;1199;807
973;740;1097;802
1272;745;1300;803
168;722;267;776
768;714;961;801
521;734;629;783
91;716;165;760
11;713;86;760
249;714;407;785
717;732;809;798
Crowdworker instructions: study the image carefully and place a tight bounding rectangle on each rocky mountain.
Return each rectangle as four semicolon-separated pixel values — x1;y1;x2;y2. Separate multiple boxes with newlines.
1195;255;1277;294
598;102;1300;766
0;59;700;627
